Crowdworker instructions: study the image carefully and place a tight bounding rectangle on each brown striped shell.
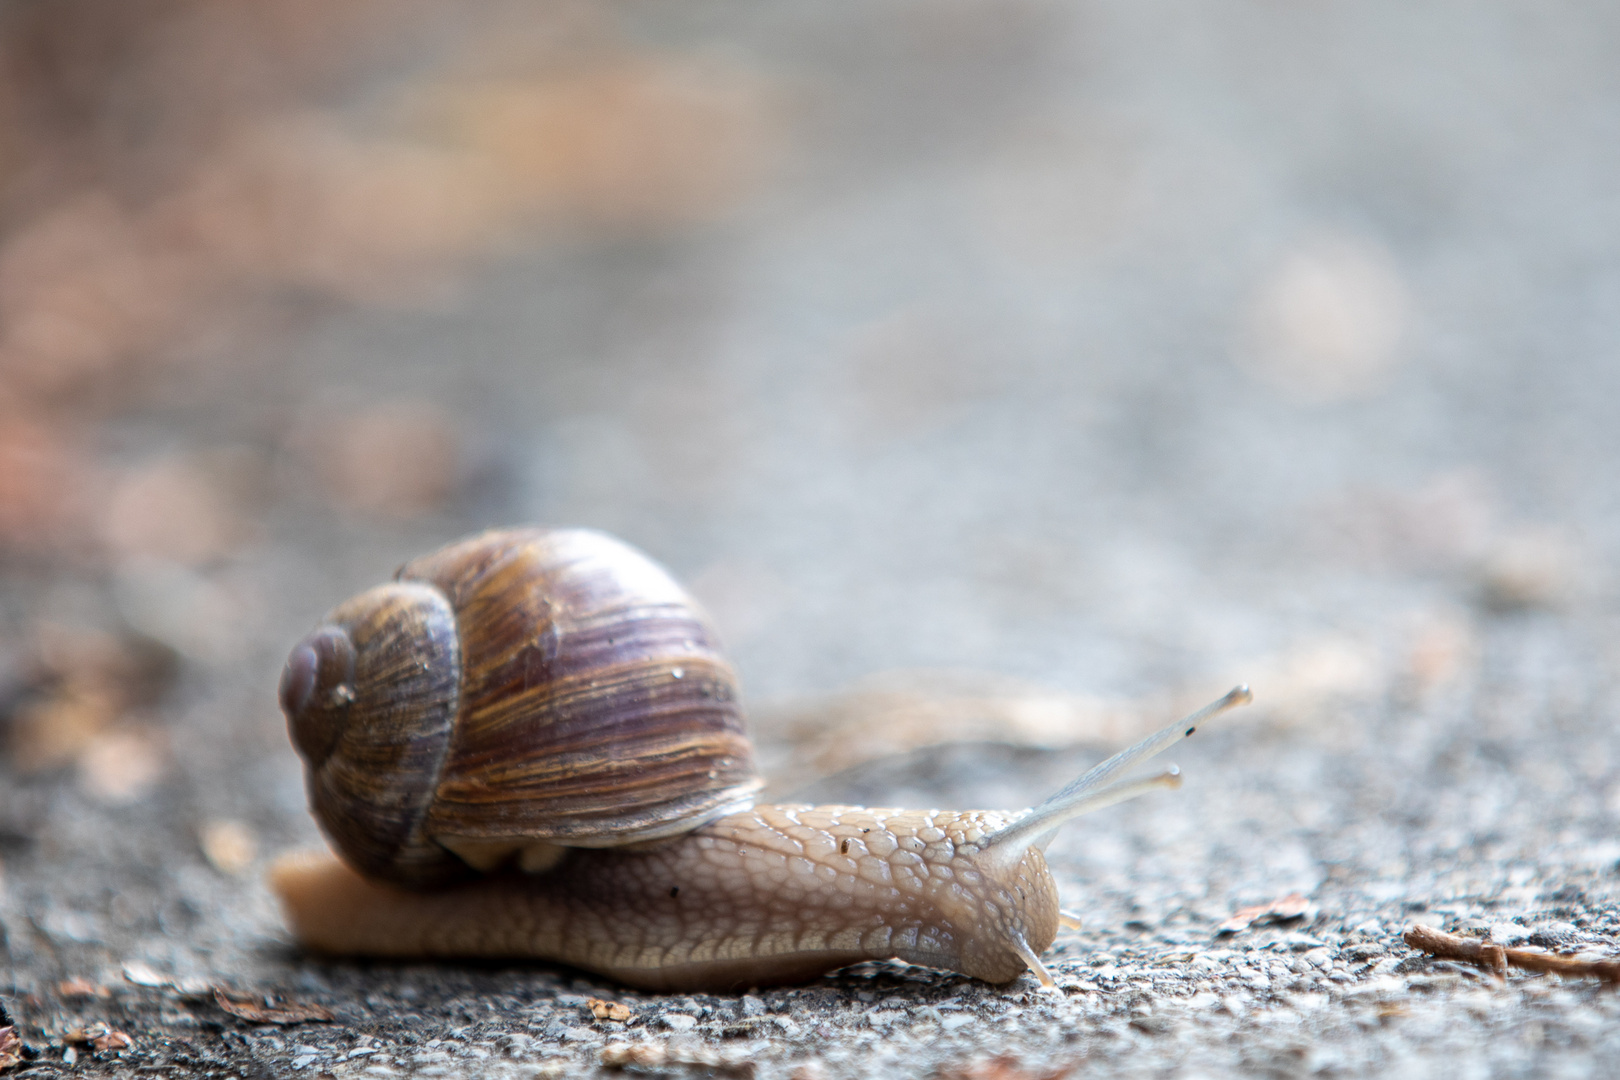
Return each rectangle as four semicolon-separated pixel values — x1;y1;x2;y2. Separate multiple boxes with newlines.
278;528;763;888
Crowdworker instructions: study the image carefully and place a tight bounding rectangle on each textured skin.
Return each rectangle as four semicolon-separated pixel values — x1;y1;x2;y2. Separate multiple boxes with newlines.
272;805;1061;992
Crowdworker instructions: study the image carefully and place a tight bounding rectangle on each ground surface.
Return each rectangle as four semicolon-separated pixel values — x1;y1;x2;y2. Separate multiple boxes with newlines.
2;2;1619;1077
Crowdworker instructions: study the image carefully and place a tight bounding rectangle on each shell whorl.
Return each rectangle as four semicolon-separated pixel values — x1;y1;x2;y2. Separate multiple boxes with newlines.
280;527;763;888
281;581;463;886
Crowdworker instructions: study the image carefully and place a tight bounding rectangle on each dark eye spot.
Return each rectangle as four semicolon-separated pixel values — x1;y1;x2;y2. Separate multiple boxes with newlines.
862;828;870;833
669;886;680;898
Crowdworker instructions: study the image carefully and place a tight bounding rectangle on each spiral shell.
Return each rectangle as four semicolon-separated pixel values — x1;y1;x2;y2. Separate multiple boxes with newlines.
279;527;762;887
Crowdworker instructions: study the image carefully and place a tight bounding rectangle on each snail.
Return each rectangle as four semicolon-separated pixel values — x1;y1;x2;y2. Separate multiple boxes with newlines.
270;527;1251;992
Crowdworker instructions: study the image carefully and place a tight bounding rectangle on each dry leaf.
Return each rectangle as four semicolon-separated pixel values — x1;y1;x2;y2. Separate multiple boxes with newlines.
602;1042;671;1068
755;670;1163;791
61;1024;134;1054
6;625;177;773
600;1041;752;1076
54;978;109;998
1477;528;1578;611
936;1054;1073;1080
586;997;632;1022
0;1026;24;1071
7;681;119;773
214;987;335;1024
121;962;168;987
1217;893;1314;934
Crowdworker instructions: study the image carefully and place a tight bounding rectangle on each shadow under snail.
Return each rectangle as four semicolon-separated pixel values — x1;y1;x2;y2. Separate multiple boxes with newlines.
270;527;1251;992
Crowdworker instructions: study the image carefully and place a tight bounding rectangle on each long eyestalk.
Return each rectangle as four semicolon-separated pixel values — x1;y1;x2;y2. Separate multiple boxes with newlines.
976;685;1251;871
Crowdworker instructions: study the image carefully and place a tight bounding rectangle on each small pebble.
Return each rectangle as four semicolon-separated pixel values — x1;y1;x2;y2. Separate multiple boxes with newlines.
1488;923;1528;946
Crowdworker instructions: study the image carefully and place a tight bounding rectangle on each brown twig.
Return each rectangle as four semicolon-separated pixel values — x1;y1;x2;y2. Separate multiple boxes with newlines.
1404;925;1620;985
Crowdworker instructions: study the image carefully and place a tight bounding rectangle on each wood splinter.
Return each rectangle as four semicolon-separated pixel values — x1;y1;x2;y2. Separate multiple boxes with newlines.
1403;924;1620;985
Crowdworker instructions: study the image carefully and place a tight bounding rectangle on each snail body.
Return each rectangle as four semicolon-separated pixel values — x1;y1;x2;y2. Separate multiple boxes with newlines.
273;527;1249;991
273;804;1055;992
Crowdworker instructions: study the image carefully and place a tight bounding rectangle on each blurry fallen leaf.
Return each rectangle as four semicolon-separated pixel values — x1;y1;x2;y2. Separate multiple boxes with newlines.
172;114;499;303
0;4;779;453
115;964;214;1000
155;55;774;308
1477;528;1579;612
5;624;178;772
600;1041;752;1075
422;58;776;233
171;976;214;1001
0;1024;25;1071
8;681;119;774
602;1042;670;1068
33;624;179;707
756;670;1166;793
54;978;109;999
121;962;168;988
213;987;335;1024
1217;893;1315;934
199;819;258;875
77;726;168;805
586;997;632;1022
935;1054;1072;1080
61;1024;133;1054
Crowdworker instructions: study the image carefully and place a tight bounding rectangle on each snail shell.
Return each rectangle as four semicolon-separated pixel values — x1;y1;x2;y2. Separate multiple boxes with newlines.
279;527;763;887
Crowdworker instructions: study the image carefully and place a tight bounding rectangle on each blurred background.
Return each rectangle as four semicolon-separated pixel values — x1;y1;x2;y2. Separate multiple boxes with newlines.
1;0;1618;995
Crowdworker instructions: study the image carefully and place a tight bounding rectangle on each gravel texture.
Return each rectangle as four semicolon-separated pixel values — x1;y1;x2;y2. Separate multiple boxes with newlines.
3;2;1620;1077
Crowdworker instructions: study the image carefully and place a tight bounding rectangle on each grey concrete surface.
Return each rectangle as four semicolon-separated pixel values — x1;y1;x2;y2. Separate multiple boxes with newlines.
2;2;1619;1077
